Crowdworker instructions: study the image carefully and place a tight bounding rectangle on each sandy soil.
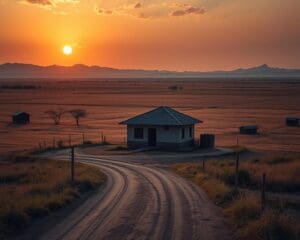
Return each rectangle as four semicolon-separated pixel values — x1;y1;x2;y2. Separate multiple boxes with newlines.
37;150;231;240
0;78;299;154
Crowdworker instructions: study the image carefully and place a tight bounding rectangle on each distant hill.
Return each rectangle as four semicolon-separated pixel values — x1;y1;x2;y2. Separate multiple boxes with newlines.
0;63;300;78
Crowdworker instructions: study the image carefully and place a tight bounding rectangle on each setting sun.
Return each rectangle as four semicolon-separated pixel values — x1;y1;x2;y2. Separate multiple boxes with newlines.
63;45;73;55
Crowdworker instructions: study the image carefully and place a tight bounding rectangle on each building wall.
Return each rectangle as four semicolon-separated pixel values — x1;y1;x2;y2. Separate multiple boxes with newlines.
127;125;195;150
12;113;30;124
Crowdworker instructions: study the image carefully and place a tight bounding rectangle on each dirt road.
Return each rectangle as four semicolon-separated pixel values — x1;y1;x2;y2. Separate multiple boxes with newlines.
42;153;231;240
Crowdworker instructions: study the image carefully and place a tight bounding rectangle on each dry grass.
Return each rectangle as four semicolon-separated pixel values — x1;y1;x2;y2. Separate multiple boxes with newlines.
1;79;300;154
177;156;300;192
172;156;300;240
243;157;300;192
238;209;299;240
0;155;106;238
224;194;261;226
172;163;233;204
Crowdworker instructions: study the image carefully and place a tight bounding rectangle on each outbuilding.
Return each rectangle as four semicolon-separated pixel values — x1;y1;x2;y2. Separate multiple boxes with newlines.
239;125;258;134
120;106;202;151
12;111;30;124
286;117;299;127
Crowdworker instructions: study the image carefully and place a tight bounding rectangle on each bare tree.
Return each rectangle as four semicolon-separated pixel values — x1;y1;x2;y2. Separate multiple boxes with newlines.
45;108;65;125
69;109;87;126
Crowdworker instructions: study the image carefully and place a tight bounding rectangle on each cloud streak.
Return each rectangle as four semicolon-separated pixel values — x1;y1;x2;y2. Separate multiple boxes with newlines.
25;0;53;6
94;1;206;19
171;5;206;17
20;0;206;18
21;0;79;11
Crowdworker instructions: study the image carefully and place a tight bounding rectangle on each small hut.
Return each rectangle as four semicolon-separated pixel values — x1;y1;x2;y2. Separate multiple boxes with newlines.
239;125;258;135
120;106;202;151
286;117;299;127
12;111;30;124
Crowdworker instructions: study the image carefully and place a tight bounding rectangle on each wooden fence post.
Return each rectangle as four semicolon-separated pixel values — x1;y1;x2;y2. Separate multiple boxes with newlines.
235;150;240;191
71;146;75;184
261;173;266;211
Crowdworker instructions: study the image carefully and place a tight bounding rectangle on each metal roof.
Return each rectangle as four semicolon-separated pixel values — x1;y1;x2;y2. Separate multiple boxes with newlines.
239;125;258;129
120;106;202;126
12;111;29;116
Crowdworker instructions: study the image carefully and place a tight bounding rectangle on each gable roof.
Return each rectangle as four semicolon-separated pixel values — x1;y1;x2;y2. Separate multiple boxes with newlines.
13;111;29;116
120;106;202;126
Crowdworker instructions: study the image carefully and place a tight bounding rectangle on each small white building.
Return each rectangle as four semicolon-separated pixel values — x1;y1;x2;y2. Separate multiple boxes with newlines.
120;106;202;151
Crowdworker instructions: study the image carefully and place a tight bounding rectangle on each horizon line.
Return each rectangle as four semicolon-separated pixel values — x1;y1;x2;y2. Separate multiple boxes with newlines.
1;62;300;73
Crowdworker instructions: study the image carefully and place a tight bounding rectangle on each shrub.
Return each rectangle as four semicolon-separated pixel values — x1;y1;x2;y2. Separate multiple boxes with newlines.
238;210;299;240
224;194;261;226
0;157;106;239
221;169;252;187
194;173;232;204
57;140;64;148
25;207;49;218
266;157;293;165
0;211;29;234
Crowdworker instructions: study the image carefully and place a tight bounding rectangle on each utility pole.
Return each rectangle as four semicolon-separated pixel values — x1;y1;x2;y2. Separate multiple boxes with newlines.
261;173;266;211
69;134;72;147
71;146;75;184
234;149;240;192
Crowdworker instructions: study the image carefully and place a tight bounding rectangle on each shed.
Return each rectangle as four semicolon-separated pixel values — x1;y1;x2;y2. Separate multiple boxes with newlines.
286;117;299;127
239;125;258;134
120;106;202;151
12;111;30;124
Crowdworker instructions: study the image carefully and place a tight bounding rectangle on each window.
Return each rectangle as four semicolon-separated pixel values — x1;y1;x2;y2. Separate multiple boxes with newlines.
189;127;192;137
134;127;144;139
181;128;185;139
164;126;170;130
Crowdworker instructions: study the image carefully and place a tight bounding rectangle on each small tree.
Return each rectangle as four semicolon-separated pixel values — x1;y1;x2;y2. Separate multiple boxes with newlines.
69;109;87;126
45;108;65;125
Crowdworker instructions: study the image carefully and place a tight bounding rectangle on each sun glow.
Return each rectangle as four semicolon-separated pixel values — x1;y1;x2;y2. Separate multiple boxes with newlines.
63;45;73;55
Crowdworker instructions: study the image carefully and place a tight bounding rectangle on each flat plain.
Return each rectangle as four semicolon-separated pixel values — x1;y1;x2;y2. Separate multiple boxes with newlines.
0;78;299;154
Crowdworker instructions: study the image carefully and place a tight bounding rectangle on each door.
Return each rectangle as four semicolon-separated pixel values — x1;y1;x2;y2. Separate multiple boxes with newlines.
148;128;157;146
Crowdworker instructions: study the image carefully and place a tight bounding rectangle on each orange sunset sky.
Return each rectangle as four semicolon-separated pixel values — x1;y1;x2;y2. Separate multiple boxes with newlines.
0;0;300;71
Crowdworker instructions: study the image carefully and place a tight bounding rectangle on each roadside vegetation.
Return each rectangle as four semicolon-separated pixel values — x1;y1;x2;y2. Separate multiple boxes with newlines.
0;155;106;239
33;132;110;154
172;155;300;240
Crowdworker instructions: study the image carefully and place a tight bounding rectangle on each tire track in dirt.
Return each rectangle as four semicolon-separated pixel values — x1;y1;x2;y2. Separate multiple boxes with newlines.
41;153;231;240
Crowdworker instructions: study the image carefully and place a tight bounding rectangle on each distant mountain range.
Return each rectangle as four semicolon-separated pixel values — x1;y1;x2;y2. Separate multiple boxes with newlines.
0;63;300;78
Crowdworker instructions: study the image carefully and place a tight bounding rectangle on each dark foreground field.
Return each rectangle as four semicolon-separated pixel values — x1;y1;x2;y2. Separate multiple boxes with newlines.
0;155;106;239
173;155;300;240
0;78;299;154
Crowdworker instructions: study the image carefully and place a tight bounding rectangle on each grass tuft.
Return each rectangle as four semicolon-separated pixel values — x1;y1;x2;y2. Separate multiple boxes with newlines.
0;156;106;238
172;156;300;240
224;194;261;226
238;210;299;240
